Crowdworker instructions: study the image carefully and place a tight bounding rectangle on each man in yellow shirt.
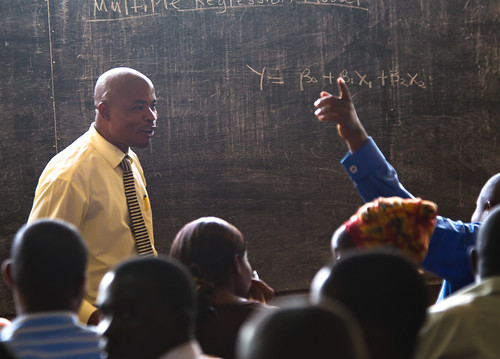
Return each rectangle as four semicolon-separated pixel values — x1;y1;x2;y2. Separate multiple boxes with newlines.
28;67;158;325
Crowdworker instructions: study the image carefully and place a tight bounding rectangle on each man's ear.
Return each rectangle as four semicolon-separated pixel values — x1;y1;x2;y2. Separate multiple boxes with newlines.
97;102;111;121
1;259;15;289
468;246;478;276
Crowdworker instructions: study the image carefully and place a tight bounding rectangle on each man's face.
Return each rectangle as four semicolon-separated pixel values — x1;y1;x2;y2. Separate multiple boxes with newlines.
471;198;486;223
96;272;169;359
105;76;158;153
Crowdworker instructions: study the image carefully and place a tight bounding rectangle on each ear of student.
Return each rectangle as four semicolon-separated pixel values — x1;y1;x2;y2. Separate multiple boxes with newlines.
1;260;15;289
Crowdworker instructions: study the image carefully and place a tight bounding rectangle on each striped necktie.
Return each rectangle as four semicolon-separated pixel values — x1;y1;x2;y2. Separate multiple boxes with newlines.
120;156;155;256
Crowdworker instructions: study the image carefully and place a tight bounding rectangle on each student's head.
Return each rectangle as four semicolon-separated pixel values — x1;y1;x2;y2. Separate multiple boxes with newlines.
236;302;368;359
332;197;437;263
311;251;428;359
94;67;157;153
470;205;500;279
1;219;87;314
471;173;500;223
170;217;252;298
96;256;196;359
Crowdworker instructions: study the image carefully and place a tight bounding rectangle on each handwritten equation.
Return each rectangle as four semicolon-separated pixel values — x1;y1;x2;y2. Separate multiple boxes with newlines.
91;0;366;20
246;66;426;91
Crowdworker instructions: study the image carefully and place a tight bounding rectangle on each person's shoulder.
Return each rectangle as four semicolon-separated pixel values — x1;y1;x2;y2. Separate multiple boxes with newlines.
74;323;101;339
432;277;500;315
246;300;274;311
212;300;271;318
42;132;94;173
427;288;481;324
227;300;274;317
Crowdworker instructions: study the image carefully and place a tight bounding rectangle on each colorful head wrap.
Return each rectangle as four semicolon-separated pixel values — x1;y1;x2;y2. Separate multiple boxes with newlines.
344;197;438;262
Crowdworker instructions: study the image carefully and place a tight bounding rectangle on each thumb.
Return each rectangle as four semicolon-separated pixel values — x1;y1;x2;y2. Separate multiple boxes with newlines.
337;77;352;101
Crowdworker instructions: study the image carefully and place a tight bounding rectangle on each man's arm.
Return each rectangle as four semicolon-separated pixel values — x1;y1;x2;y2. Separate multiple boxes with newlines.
314;78;476;298
29;176;86;226
314;78;414;202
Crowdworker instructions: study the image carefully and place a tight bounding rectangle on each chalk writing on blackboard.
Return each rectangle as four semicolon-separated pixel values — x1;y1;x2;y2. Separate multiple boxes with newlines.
91;0;367;19
246;65;426;91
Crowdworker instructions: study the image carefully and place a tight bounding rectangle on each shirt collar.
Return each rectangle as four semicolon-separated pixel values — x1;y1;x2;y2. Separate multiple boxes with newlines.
88;123;134;169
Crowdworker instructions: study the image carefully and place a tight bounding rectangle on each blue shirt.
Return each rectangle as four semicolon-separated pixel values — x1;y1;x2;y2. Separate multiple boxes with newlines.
1;312;102;359
341;137;477;301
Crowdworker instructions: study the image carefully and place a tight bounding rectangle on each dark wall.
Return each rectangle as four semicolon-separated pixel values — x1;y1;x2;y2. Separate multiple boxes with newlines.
0;0;498;317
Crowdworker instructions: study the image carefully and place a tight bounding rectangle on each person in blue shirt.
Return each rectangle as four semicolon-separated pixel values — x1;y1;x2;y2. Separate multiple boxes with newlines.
1;219;102;358
313;77;500;301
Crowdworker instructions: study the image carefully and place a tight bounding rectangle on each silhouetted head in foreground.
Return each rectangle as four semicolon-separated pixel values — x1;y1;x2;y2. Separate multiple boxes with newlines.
311;250;428;359
236;302;368;359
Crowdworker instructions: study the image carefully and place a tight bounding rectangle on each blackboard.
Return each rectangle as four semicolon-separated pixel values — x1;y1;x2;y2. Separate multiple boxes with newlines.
0;0;499;317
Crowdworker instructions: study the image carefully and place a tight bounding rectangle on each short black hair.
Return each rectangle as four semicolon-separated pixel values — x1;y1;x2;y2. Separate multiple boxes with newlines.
111;256;196;316
237;304;366;359
11;219;87;309
317;250;427;359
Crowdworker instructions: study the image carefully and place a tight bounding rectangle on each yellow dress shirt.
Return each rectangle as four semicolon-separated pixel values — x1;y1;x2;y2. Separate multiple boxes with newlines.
28;123;156;323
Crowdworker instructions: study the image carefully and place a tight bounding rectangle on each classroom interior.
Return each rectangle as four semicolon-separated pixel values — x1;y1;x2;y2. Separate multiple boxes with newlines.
0;0;498;320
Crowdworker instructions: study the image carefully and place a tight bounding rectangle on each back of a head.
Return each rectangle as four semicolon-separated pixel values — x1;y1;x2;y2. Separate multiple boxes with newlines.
111;256;196;317
472;173;500;223
476;205;500;278
94;67;153;106
169;217;245;286
98;257;197;359
10;219;87;311
237;304;368;359
312;250;427;359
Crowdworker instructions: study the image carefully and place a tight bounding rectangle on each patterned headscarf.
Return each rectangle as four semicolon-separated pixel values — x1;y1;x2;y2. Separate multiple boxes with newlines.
344;197;438;262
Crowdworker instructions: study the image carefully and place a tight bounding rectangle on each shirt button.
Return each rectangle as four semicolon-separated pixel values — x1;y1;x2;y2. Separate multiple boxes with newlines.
349;165;358;174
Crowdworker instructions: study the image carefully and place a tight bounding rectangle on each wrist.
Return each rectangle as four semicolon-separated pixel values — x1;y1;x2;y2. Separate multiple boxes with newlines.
338;125;368;153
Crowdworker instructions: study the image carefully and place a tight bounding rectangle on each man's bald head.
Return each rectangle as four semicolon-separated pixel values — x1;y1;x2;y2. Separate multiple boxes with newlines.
94;67;154;109
93;67;157;153
471;173;500;223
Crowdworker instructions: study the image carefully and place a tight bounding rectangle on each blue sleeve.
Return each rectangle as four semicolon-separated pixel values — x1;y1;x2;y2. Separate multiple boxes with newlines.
341;137;477;296
422;217;477;293
341;137;415;202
